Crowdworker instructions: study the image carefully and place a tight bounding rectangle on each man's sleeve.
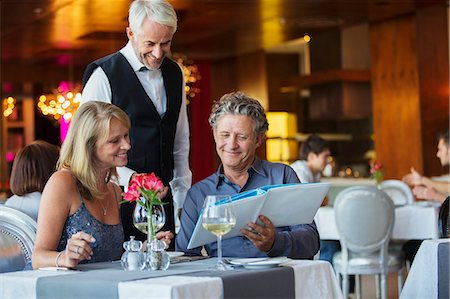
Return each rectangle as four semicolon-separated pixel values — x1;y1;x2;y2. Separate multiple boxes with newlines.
81;67;112;104
267;165;320;259
175;188;202;256
170;65;192;212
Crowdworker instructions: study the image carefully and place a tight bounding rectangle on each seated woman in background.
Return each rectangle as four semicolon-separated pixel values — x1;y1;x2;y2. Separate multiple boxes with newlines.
32;101;173;269
5;140;60;221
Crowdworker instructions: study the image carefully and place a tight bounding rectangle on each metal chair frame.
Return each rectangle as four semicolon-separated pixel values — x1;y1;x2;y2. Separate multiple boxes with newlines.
0;206;37;272
332;186;405;299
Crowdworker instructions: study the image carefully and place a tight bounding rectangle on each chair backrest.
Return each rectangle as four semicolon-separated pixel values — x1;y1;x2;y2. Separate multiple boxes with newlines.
439;196;449;238
0;206;37;273
334;186;395;255
379;179;414;206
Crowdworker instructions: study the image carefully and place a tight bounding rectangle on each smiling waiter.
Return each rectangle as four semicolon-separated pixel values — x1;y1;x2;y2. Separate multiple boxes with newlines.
81;0;192;242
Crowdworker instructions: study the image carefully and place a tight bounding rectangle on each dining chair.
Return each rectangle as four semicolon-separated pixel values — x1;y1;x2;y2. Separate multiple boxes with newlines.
332;186;405;299
0;206;37;273
379;179;414;206
438;196;449;238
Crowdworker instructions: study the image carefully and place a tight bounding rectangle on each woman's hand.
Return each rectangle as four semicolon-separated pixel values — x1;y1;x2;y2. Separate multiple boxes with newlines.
63;231;96;268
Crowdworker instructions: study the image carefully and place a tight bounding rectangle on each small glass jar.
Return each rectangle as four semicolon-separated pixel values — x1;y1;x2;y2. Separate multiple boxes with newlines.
121;236;145;271
146;239;170;271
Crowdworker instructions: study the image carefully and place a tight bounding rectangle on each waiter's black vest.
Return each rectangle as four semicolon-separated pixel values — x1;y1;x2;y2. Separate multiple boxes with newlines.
82;53;182;241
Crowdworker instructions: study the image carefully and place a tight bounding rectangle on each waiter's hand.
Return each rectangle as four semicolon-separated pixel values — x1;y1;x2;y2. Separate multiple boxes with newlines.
240;215;276;252
157;186;169;199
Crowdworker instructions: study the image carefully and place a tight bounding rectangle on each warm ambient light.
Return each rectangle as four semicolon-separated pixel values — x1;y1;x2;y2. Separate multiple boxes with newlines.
37;82;81;122
174;55;201;104
266;112;298;163
303;35;311;42
2;96;15;118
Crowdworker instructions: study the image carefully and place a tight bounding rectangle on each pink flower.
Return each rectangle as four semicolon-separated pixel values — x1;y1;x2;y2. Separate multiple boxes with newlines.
142;173;164;191
122;172;165;207
123;184;141;202
121;172;167;240
369;160;385;184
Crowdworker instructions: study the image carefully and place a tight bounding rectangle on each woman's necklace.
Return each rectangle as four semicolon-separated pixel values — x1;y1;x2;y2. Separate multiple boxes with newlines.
99;199;108;216
99;182;109;216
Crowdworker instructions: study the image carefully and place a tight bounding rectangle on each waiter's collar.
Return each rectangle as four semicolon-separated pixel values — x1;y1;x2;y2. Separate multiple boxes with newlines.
120;41;161;73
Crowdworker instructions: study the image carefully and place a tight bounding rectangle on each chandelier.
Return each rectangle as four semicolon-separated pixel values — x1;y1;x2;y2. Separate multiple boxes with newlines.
174;55;201;104
37;81;81;122
2;96;15;118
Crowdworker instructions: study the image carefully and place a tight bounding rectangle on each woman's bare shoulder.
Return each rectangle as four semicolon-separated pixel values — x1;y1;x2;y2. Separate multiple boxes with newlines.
44;169;77;194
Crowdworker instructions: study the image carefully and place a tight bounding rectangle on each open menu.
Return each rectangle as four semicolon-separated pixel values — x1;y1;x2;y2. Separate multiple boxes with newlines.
187;182;330;249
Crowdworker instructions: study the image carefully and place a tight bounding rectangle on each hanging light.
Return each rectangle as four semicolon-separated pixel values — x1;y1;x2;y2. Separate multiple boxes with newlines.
2;96;16;118
173;54;201;104
37;81;81;122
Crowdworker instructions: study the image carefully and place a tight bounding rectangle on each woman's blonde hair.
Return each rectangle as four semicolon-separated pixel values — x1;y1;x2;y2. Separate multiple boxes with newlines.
58;101;131;200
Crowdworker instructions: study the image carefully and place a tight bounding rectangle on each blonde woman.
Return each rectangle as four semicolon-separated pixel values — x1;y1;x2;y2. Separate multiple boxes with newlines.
32;101;172;269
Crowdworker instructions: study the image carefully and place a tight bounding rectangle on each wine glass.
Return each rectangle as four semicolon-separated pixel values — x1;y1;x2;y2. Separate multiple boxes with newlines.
133;202;166;242
202;195;236;270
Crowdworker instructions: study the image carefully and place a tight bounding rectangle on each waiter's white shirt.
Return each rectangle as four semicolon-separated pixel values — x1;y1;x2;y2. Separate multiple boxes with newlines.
81;41;192;214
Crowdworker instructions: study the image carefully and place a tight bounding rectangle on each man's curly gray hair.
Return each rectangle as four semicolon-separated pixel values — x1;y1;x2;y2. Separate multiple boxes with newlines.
208;91;269;135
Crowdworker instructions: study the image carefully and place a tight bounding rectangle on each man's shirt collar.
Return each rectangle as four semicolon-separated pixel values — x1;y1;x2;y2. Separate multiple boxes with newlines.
214;156;267;188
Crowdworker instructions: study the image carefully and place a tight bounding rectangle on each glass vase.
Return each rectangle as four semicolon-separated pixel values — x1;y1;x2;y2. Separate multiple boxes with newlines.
133;202;169;270
132;201;166;244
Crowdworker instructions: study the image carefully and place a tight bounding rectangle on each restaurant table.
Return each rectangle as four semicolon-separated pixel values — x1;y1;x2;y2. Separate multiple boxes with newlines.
321;178;375;205
0;257;343;299
400;239;450;299
315;203;440;240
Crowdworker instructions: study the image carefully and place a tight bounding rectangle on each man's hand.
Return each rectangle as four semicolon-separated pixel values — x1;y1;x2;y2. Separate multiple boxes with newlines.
157;186;169;199
156;230;174;247
402;167;423;187
240;215;276;252
413;185;447;203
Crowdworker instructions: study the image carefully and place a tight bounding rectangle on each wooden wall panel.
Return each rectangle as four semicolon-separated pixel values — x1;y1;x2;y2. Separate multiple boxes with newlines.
416;4;450;176
370;15;423;179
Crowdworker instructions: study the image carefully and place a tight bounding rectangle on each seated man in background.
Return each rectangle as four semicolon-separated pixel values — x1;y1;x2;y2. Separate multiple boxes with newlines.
176;91;319;259
403;130;450;203
291;136;338;261
290;135;352;287
291;134;330;186
401;130;450;263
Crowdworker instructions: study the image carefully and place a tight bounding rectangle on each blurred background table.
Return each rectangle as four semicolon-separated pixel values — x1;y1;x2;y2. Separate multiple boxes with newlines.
321;178;375;205
315;204;440;240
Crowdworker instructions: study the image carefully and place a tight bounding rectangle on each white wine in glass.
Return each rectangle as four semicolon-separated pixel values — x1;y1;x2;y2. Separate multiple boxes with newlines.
202;195;236;270
133;202;166;243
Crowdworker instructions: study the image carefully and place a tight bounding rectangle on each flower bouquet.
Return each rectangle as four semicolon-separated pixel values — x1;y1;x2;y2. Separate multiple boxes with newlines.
122;173;167;242
122;173;169;270
369;160;385;186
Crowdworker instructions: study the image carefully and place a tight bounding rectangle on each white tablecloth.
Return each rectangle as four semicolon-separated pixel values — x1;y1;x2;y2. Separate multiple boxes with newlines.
400;239;450;299
315;204;439;240
0;259;343;299
118;275;223;299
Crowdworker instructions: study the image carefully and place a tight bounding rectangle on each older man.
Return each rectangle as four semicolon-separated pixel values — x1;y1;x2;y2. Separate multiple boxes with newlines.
82;0;191;240
176;91;319;259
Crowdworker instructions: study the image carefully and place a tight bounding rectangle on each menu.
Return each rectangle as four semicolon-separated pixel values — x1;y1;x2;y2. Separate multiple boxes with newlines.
187;182;330;249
